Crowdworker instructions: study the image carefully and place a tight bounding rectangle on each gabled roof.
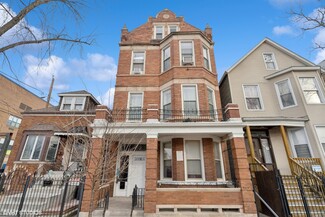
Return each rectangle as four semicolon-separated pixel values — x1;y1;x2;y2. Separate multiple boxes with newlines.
220;38;316;84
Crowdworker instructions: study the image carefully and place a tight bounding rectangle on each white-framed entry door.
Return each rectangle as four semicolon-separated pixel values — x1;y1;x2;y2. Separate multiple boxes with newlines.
114;151;146;197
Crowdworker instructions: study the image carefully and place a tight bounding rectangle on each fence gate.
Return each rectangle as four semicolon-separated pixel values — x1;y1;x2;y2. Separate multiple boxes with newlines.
0;168;85;217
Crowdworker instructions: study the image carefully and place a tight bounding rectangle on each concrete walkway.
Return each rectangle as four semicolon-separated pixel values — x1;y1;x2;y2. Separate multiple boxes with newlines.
91;197;143;217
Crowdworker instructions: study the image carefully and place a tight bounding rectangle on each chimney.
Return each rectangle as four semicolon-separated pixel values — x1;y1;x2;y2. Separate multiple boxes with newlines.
204;24;212;41
121;24;128;42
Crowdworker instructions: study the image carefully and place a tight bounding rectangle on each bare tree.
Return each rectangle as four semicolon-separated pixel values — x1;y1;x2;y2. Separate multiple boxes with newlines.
291;3;325;49
0;0;92;65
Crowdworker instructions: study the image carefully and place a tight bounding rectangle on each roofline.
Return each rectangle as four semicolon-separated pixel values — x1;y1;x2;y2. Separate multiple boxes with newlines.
120;31;214;46
226;38;315;73
0;73;47;104
264;66;322;80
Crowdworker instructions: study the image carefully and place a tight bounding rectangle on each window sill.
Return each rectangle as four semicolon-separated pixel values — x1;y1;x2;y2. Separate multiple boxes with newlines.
157;180;233;187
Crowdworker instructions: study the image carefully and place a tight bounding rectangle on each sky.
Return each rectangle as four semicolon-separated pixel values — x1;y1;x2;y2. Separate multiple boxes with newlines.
1;0;325;108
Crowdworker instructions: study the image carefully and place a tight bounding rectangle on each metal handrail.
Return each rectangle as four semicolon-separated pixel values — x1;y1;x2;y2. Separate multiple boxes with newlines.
254;190;279;217
290;157;325;200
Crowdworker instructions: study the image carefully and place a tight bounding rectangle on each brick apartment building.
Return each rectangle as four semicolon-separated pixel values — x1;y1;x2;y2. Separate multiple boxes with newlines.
81;9;257;216
0;74;46;169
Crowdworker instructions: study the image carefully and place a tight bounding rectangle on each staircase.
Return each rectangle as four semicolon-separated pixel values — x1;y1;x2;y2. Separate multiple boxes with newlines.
105;197;143;217
282;175;325;216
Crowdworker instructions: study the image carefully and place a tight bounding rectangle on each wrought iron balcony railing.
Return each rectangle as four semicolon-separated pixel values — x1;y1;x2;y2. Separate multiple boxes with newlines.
109;109;224;122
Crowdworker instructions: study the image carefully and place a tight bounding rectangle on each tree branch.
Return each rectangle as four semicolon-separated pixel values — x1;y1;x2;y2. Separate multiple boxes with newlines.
0;36;92;53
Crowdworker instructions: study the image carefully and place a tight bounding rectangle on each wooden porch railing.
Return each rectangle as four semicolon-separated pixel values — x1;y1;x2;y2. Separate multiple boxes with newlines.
290;157;325;200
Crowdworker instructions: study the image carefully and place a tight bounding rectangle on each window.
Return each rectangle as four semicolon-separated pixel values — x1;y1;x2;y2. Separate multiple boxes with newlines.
275;79;296;108
214;143;224;179
288;128;311;158
61;96;86;111
243;85;263;110
7;115;22;129
45;136;60;161
162;142;172;179
207;88;215;119
132;51;145;74
203;46;210;70
315;126;325;153
299;77;323;104
168;25;178;33
180;41;194;65
155;26;163;39
182;85;198;115
128;93;143;121
185;140;202;179
70;139;86;162
21;135;45;160
263;53;277;70
163;46;171;71
162;89;171;119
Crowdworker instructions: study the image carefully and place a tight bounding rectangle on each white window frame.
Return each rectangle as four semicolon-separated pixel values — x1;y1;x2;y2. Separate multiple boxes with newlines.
274;79;297;109
287;127;313;158
207;87;217;120
127;92;144;122
299;77;324;104
161;88;172;120
60;96;86;111
214;142;225;180
7;115;22;129
262;52;278;70
160;141;172;180
184;140;205;181
45;136;60;161
154;25;164;39
202;45;211;71
20;135;46;161
242;84;264;111
130;51;145;75
179;40;195;66
168;25;178;34
162;45;171;72
181;84;200;116
315;125;325;155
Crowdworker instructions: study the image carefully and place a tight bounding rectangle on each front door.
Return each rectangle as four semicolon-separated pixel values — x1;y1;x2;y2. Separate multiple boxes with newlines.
245;130;274;165
114;152;146;196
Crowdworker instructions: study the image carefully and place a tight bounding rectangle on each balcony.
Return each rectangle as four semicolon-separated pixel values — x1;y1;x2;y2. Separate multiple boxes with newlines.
109;109;226;122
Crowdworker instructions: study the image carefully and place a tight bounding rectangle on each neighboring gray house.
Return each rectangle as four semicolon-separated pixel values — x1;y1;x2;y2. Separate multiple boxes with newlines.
220;38;325;215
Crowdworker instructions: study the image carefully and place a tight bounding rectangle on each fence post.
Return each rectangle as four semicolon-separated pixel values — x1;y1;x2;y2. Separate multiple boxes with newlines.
275;170;291;217
297;176;311;217
59;179;70;217
77;176;86;217
17;175;30;217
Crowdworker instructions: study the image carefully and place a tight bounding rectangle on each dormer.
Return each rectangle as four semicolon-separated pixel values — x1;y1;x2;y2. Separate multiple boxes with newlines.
58;90;100;112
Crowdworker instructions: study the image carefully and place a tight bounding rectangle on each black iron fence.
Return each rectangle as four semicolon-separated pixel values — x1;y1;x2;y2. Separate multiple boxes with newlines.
131;185;144;216
0;168;85;217
97;185;109;216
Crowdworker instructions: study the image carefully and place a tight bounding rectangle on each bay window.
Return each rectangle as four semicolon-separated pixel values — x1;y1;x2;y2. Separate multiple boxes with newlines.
275;79;296;108
128;93;143;121
185;140;202;179
182;85;198;115
163;46;171;71
299;77;323;104
180;41;194;65
162;142;172;179
132;52;145;74
162;89;171;119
